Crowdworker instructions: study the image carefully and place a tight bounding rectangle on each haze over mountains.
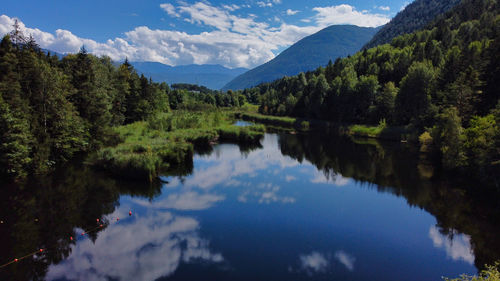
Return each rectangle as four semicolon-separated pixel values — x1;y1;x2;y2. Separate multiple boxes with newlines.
222;25;379;90
130;62;248;90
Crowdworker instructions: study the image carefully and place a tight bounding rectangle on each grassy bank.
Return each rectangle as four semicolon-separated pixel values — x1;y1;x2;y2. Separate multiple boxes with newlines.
89;110;265;181
236;112;311;130
347;122;411;141
237;112;410;141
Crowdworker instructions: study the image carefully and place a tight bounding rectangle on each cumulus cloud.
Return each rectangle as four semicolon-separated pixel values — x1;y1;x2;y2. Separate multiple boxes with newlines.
133;191;225;211
0;2;391;70
300;252;329;272
46;208;223;281
257;1;273;8
160;3;180;17
222;4;241;11
334;250;355;271
310;170;350;186
377;6;391;11
286;9;300;15
313;4;390;27
429;226;475;264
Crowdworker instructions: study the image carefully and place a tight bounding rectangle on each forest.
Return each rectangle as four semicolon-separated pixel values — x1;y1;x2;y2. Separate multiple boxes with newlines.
250;0;500;171
1;0;499;182
0;24;247;181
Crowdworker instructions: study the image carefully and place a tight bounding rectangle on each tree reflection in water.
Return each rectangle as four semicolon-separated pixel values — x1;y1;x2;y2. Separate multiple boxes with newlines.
0;131;499;280
277;131;500;270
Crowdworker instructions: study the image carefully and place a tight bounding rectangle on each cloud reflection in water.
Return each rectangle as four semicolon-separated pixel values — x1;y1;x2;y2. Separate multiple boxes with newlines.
46;208;223;281
133;191;225;211
429;225;474;264
300;251;329;272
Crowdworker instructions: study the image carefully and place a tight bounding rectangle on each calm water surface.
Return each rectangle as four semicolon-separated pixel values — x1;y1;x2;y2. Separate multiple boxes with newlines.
1;131;499;281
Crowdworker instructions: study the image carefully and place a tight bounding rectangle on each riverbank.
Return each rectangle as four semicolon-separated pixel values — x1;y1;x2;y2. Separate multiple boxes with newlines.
88;110;265;181
236;112;411;142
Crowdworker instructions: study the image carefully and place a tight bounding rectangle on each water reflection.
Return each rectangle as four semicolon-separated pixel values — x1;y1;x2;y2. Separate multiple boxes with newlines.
429;226;474;265
277;131;500;270
334;251;356;272
1;131;499;281
46;208;223;281
133;191;225;211
299;252;329;273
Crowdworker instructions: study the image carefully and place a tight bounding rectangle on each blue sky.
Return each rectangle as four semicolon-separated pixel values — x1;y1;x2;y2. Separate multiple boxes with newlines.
0;0;410;68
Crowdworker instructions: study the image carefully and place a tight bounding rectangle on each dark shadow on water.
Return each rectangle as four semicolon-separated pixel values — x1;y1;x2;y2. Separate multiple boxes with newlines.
277;130;500;270
0;131;499;280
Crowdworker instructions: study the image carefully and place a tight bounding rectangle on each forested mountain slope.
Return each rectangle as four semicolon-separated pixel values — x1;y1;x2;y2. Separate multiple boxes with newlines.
223;25;378;90
364;0;461;49
245;0;500;170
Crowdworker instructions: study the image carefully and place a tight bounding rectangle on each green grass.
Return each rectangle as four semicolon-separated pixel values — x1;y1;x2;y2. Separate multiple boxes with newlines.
89;110;265;181
347;123;412;141
348;124;385;137
236;112;307;129
237;111;410;141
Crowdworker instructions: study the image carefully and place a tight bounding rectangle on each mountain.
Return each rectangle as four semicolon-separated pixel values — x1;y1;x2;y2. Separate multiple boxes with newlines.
130;62;248;90
222;25;379;91
363;0;461;49
41;48;65;59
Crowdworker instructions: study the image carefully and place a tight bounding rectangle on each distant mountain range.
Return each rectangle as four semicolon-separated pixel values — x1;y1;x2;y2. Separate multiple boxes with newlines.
363;0;461;49
130;62;248;90
222;25;379;91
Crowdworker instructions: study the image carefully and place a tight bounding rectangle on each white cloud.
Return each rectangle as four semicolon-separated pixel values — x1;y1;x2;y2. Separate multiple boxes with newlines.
313;4;390;27
377;6;391;11
133;191;225;211
310;170;350;186
46;208;223;281
429;226;474;264
0;2;392;69
334;250;355;271
257;1;273;8
300;252;329;272
160;3;181;17
222;4;241;11
400;1;410;11
286;9;300;16
285;175;296;182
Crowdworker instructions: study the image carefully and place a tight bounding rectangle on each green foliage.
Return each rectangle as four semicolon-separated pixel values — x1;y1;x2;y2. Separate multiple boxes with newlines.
364;0;462;49
432;107;467;168
0;25;247;180
90;110;264;181
444;262;500;281
248;0;500;170
0;95;32;179
396;60;437;127
419;131;434;152
463;114;499;166
223;25;379;90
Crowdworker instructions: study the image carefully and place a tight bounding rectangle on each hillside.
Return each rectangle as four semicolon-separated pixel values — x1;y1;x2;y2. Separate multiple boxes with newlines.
363;0;461;49
222;25;379;90
250;0;500;171
131;62;248;90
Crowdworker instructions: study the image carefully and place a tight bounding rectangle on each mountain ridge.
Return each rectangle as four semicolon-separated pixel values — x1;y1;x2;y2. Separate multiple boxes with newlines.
222;25;379;91
130;62;248;90
363;0;462;49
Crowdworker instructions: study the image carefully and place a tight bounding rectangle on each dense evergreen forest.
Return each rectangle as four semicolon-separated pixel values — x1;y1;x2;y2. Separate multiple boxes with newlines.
249;0;500;170
363;0;462;49
2;0;500;181
0;26;243;181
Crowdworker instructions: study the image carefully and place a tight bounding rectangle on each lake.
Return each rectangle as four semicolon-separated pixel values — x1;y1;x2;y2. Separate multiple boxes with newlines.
1;130;499;281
